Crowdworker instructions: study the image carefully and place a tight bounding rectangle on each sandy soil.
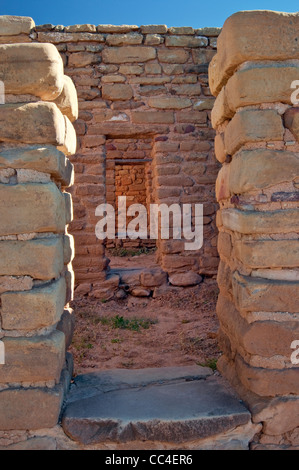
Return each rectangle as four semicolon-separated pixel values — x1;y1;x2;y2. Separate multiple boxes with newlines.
69;277;220;376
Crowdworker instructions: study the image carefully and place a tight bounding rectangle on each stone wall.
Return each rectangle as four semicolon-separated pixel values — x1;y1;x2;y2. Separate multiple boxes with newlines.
0;16;77;446
7;20;221;293
210;10;299;450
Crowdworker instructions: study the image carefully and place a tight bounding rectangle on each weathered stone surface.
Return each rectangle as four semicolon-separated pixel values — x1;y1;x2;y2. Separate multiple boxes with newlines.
59;115;77;156
217;294;299;359
92;274;120;300
0;436;57;450
0;275;32;294
209;11;299;95
62;373;251;445
235;239;299;269
211;86;234;129
253;397;299;435
65;24;96;33
284;107;299;142
169;272;202;286
52;75;78;122
140;25;167;34
165;35;208;47
102;84;133;101
0;237;64;280
96;24;139;33
0;145;73;187
0;102;67;146
157;49;189;63
38;32;105;44
56;308;75;350
0;331;65;384
106;33;143;46
132;111;174;124
226;62;299;112
233;271;299;313
102;46;156;63
0;43;64;100
235;354;299;397
221;208;299;234
1;277;66;330
214;134;226;163
131;287;151;297
229;149;299;195
215;164;230;201
224;109;284;155
0;382;65;430
148;97;192;109
0;15;35;35
140;269;167;287
0;183;66;235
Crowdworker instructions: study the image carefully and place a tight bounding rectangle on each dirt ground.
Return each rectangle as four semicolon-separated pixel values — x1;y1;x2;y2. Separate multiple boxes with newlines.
69;272;220;376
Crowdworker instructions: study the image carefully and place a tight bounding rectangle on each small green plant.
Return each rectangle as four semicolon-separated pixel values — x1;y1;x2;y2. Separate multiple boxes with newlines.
107;246;156;257
197;358;218;372
111;338;122;344
99;314;157;332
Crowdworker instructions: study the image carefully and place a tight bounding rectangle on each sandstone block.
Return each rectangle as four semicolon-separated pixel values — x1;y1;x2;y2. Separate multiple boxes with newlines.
140;269;167;287
209;11;299;95
68;51;101;67
224;109;283;156
52;75;78;122
131;111;174;124
96;24;139;33
102;46;156;63
148;97;192;109
0;145;73;187
119;65;143;75
233;271;299;313
144;34;163;45
253;397;299;435
0;382;65;430
0;43;63;100
0;331;65;384
217;260;232;294
235;354;299;397
0;275;32;294
0;183;66;235
221;208;299;235
38;32;105;43
165;35;208;47
1;277;66;330
226;62;299;112
0;236;64;280
106;33;143;46
63;234;75;265
284;107;299;142
0;15;35;35
215;134;226;163
140;25;167;34
65;24;96;33
169;272;202;286
229;149;299;195
217;294;299;359
56;308;75;350
58;115;77;156
211;86;233;129
0;102;67;147
215;164;230;201
235;239;299;269
102;84;133;101
158;49;189;64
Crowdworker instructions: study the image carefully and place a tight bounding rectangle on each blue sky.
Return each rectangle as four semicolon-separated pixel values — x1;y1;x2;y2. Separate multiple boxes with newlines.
0;0;298;28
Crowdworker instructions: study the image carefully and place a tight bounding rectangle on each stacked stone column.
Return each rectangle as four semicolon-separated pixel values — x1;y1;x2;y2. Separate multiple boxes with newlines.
210;11;299;449
0;16;77;433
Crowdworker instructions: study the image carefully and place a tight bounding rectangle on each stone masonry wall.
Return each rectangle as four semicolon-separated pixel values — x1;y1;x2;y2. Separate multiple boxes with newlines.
0;16;77;447
210;11;299;450
5;20;221;293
